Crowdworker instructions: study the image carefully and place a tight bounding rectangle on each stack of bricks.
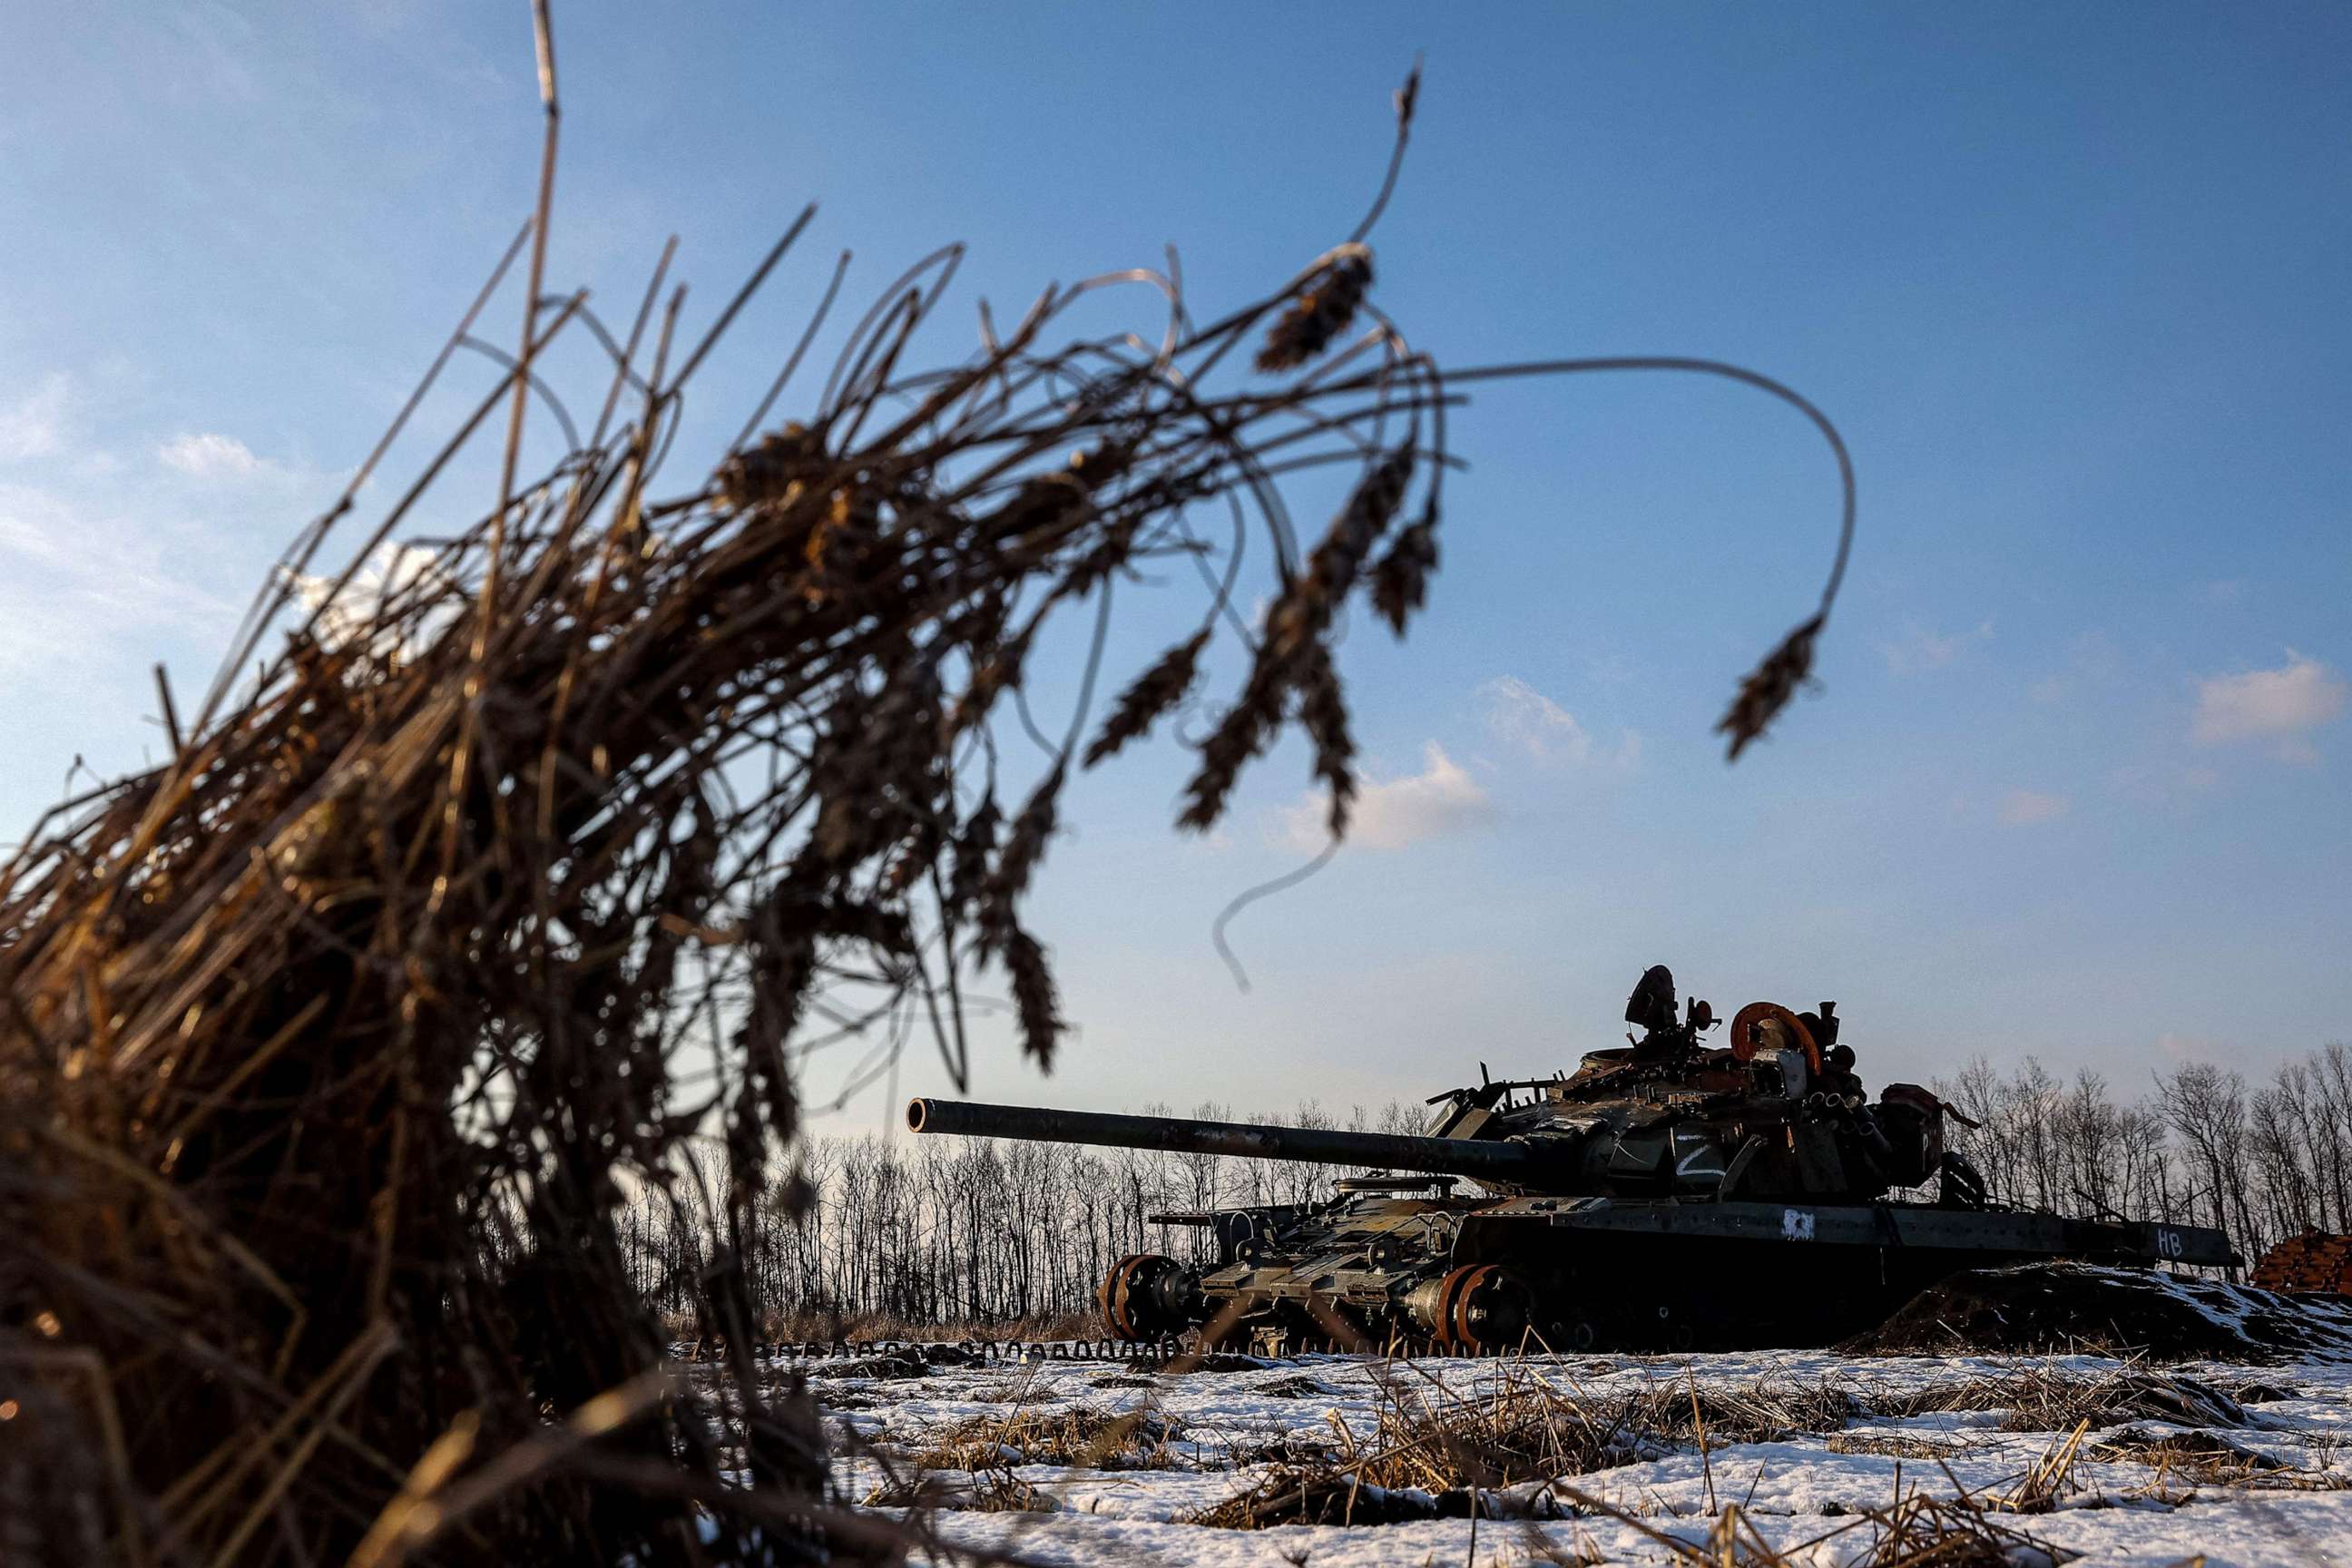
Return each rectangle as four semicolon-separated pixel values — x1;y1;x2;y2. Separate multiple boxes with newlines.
2250;1230;2352;1296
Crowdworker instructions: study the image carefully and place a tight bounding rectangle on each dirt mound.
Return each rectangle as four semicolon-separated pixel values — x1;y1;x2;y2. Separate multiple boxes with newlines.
826;1350;932;1379
1844;1262;2352;1361
1194;1468;1443;1527
1253;1374;1338;1398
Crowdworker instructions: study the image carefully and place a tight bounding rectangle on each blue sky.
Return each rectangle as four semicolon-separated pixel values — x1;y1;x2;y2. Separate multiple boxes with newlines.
3;5;2346;1132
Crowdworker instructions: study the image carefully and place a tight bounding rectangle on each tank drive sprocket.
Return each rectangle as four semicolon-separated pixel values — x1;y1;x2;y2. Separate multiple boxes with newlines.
1098;1252;1198;1341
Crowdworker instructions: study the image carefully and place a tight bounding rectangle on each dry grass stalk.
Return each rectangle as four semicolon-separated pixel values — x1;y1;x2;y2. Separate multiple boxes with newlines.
1879;1364;2249;1432
860;1465;1059;1515
1555;1482;2076;1568
1626;1375;1857;1446
1999;1418;2093;1514
0;43;1856;1568
1188;1357;2249;1555
1826;1430;1980;1462
0;201;1470;1568
1845;1490;2074;1567
2090;1426;2295;1488
1194;1359;1869;1532
910;1405;1181;1472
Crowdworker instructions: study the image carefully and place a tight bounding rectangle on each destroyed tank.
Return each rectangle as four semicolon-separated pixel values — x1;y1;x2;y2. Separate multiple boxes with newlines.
906;967;2237;1354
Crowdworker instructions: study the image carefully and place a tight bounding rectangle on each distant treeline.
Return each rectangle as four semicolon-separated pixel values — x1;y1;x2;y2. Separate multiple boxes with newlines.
622;1100;1427;1331
620;1044;2352;1331
1937;1044;2352;1259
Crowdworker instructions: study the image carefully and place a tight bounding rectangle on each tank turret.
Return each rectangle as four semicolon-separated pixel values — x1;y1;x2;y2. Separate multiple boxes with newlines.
911;1002;1951;1209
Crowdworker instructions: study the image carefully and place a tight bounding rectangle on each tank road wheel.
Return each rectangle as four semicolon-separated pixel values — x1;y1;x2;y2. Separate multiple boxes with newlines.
1428;1265;1479;1351
1099;1254;1194;1342
1100;1254;1145;1339
1433;1264;1534;1354
1454;1266;1535;1354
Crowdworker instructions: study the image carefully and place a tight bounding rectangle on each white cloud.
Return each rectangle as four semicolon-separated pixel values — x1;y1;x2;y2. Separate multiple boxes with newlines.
0;480;239;677
287;542;459;666
1278;741;1493;852
0;373;73;463
2191;652;2347;762
0;482;75;567
1884;619;1993;676
1998;789;2068;827
0;418;330;681
1477;676;1591;764
158;431;266;480
0;377;340;699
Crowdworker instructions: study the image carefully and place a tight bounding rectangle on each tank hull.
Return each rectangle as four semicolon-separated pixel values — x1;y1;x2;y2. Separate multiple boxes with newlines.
1185;1192;2232;1354
907;1004;2243;1355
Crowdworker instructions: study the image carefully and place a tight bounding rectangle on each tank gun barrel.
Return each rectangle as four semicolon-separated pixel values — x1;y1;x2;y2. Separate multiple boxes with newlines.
906;1097;1541;1181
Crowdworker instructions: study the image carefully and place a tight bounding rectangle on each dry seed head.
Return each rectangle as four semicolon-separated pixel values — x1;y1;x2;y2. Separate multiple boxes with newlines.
1257;246;1374;374
1297;644;1355;838
818;897;916;956
881;831;935;897
1182;450;1411;830
1318;447;1412;585
1270;447;1412;662
1717;612;1824;761
1176;691;1276;833
715;423;825;510
1003;926;1063;1069
981;764;1064;952
1083;629;1210;769
986;441;1130;554
1054;513;1144;601
806;484;880;573
956;622;1037;729
733;906;819;1114
947;795;1001;914
1369;503;1439;636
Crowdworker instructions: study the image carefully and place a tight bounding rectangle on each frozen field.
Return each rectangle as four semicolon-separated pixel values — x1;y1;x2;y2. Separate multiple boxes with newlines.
788;1343;2352;1566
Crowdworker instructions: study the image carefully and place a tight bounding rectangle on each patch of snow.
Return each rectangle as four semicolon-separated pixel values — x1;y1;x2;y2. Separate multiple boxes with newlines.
779;1342;2352;1565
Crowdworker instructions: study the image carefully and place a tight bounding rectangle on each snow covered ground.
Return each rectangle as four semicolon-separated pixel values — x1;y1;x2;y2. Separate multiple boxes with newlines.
782;1343;2352;1566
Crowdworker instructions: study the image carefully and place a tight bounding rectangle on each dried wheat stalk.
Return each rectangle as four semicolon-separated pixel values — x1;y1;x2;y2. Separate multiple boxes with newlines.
0;39;1854;1568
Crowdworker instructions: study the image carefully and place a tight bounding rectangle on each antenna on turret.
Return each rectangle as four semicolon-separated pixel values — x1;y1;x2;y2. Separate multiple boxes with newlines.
1479;1062;1491;1086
